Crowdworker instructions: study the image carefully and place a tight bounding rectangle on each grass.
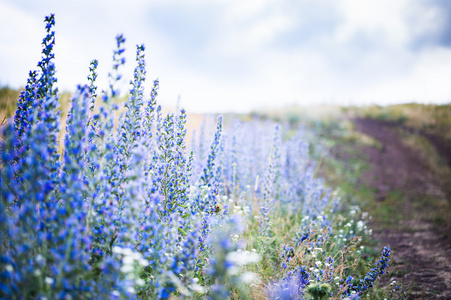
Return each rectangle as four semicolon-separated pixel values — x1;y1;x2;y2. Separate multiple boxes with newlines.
401;132;451;182
350;103;451;143
5;83;445;297
0;86;20;123
0;86;205;147
302;105;451;298
314;109;451;226
297;116;401;297
257;102;451;227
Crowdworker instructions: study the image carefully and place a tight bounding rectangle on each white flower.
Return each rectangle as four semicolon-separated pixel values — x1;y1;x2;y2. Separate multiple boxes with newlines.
139;258;149;267
122;248;134;256
121;264;134;273
45;277;54;285
190;284;206;294
127;287;136;294
34;269;42;276
315;261;322;266
226;251;261;266
227;266;240;275
241;272;259;284
36;254;45;264
356;221;364;231
136;278;146;286
5;264;13;272
111;291;120;297
123;256;135;265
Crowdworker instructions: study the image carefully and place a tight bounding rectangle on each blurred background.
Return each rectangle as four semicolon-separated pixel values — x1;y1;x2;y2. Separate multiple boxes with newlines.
1;2;451;297
1;0;451;113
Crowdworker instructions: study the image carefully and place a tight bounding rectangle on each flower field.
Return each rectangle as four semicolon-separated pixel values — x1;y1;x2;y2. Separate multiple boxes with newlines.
0;15;401;299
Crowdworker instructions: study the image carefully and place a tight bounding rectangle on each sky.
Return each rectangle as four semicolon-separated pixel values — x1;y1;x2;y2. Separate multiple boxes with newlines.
1;0;451;113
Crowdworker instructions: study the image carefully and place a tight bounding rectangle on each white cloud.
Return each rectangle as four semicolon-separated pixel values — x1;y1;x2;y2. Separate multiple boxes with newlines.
1;0;451;112
336;0;409;46
0;2;43;85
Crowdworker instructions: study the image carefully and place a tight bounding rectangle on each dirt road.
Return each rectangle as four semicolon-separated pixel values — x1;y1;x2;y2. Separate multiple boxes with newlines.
353;118;451;299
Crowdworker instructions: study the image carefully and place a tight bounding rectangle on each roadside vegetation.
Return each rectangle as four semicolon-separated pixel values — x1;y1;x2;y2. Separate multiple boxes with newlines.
5;13;451;299
263;103;451;298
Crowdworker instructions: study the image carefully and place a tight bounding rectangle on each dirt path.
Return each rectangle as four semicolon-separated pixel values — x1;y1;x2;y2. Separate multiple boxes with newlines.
353;118;451;299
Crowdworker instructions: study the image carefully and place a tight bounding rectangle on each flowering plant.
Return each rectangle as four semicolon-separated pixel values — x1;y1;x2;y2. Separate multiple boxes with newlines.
0;14;393;300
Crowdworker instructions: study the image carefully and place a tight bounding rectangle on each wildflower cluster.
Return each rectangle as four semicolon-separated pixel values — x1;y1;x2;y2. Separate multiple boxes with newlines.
0;14;391;299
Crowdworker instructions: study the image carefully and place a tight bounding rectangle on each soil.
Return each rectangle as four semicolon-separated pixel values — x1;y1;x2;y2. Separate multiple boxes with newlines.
352;118;451;299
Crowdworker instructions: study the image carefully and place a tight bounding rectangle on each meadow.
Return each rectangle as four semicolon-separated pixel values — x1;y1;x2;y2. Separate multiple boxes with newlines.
0;14;412;299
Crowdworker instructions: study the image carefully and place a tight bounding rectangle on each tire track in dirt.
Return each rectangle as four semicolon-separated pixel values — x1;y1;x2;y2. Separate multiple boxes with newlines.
353;118;451;299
